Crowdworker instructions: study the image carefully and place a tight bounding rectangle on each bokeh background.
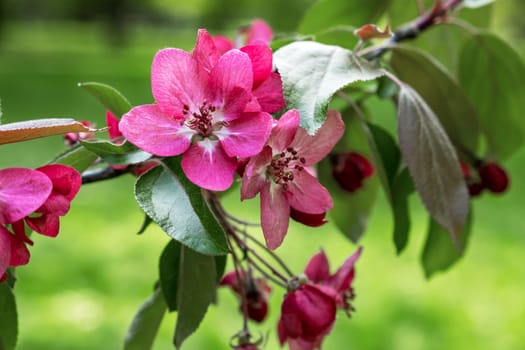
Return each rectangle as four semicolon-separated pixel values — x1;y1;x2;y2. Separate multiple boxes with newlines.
0;0;524;349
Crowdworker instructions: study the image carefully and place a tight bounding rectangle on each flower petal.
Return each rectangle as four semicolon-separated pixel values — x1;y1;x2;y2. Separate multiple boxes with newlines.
268;109;300;152
37;164;81;202
240;44;273;87
151;48;207;117
286;170;333;214
219;112;272;158
329;246;362;293
252;72;286;113
0;226;11;278
119;104;192;157
212;35;234;55
181;141;237;191
246;19;273;46
106;110;122;140
0;168;52;224
291;110;345;165
193;29;221;73
260;183;290;249
26;214;60;237
209;49;253;107
304;250;331;283
241;146;272;200
8;232;30;266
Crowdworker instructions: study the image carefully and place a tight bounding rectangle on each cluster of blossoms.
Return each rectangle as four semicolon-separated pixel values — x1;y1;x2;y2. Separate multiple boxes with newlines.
0;165;81;281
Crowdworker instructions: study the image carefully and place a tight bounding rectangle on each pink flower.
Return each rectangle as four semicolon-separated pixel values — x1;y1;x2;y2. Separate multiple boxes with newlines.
64;120;95;146
25;165;82;237
304;247;363;312
119;29;273;191
277;282;338;350
331;152;374;192
106;110;123;141
220;270;272;323
241;110;345;249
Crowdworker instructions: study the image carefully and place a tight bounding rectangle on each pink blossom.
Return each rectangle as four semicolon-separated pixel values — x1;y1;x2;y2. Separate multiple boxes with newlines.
277;283;338;350
220;270;272;323
106;110;123;141
64;120;95;146
119;30;273;191
304;247;363;312
241;110;345;249
331;152;374;192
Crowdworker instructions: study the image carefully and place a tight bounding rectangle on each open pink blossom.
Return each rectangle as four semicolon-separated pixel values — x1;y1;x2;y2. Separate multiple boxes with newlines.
277;283;338;350
305;247;362;312
241;110;345;249
119;29;273;191
25;165;82;237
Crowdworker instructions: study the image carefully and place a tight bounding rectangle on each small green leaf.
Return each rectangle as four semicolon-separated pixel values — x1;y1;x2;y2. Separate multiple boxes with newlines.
422;210;473;278
0;118;94;145
81;140;151;165
135;157;228;255
123;288;166;350
0;283;18;350
174;246;217;349
137;215;153;235
299;0;391;35
51;145;98;173
397;85;469;247
463;0;494;8
78;82;132;118
391;168;415;253
391;46;480;151
459;34;525;160
274;41;383;134
159;240;182;312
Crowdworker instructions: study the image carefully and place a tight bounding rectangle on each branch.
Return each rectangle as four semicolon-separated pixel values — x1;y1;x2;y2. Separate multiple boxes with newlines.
81;166;131;184
365;0;464;60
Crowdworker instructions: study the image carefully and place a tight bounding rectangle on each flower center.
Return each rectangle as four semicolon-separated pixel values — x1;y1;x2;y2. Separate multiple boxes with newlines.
268;147;306;190
183;101;225;140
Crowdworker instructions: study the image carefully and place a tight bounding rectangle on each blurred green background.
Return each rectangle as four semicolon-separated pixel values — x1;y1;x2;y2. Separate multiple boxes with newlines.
0;0;524;349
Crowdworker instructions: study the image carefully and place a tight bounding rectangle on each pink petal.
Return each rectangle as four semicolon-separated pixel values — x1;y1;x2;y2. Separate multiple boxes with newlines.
220;112;272;158
222;87;253;121
219;271;239;288
119;104;192;157
8;232;30;267
193;29;220;73
208;49;253;107
252;72;286;113
304;250;331;283
291;110;345;166
106;110;122;139
268;109;300;152
286;171;333;214
0;226;11;278
0;168;52;224
151;48;207;117
212;35;234;55
260;183;290;249
290;209;328;227
37;165;81;202
181;141;237;191
329;246;362;293
240;44;273;87
26;214;60;237
241;146;272;200
246;19;273;46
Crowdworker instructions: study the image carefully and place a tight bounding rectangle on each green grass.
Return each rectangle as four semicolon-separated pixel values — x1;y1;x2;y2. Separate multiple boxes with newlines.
1;21;525;350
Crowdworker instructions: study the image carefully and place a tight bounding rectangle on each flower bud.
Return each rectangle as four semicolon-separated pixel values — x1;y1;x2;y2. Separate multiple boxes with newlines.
479;162;510;193
331;152;374;192
290;208;327;227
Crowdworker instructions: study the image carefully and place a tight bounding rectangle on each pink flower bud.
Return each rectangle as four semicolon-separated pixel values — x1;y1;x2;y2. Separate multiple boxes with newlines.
290;208;327;227
479;162;510;194
331;152;374;192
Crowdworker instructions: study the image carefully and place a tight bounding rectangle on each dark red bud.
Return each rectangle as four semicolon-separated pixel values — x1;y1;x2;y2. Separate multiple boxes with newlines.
290;208;327;227
479;162;509;193
467;182;484;197
331;152;374;192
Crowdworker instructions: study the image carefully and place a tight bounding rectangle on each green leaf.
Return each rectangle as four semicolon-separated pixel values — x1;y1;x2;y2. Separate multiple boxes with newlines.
391;46;480;151
80;140;151;165
137;215;153;235
299;0;391;35
458;33;525;160
0;98;3;124
123;288;166;350
174;246;217;349
51;145;98;173
78;82;132;118
463;0;494;8
159;240;182;312
0;118;94;145
135;157;228;255
274;41;383;134
391;168;415;253
421;210;473;278
0;283;18;350
397;85;469;247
